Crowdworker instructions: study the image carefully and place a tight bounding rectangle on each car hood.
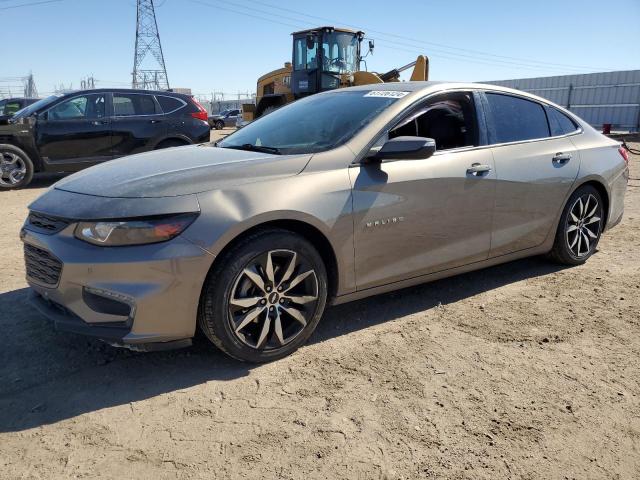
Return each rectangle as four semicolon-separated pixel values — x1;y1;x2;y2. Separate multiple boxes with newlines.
53;145;312;198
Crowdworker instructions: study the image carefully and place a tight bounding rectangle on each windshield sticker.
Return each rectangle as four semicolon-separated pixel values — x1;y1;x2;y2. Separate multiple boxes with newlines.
364;91;410;98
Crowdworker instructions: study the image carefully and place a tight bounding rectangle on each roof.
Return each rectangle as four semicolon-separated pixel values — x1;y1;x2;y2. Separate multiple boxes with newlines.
47;88;190;97
291;26;363;36
0;97;39;102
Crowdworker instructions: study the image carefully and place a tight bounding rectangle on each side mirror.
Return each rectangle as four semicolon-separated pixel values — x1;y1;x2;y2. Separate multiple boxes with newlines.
368;39;375;54
366;136;436;163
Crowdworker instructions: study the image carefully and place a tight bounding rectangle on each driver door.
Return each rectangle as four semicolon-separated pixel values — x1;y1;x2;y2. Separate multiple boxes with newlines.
36;93;111;165
350;91;496;290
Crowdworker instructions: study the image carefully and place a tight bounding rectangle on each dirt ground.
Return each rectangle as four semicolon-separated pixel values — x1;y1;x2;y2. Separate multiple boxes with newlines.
0;135;639;479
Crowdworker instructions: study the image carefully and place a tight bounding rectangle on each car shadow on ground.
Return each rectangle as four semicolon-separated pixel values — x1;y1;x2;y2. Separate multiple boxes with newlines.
0;256;568;432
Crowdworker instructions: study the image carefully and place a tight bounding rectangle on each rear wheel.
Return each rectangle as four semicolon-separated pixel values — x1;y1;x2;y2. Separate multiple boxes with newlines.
198;229;328;362
0;144;34;189
548;185;604;265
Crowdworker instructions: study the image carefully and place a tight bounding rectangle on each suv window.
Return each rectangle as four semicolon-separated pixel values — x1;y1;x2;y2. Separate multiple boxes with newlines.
156;95;184;114
48;94;106;121
548;107;578;136
1;101;22;116
113;94;158;116
388;92;478;150
486;93;549;144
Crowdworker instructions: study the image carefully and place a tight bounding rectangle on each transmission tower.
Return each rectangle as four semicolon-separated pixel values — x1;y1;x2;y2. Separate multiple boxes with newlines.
23;73;38;98
132;0;169;91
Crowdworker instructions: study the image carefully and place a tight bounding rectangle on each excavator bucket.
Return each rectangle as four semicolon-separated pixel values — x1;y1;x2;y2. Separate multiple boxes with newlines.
409;55;429;81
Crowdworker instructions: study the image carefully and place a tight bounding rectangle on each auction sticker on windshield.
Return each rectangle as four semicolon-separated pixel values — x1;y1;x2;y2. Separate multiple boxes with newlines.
364;91;410;98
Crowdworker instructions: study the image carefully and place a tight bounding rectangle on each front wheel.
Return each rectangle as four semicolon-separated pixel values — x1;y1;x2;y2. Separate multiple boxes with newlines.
548;185;604;265
215;120;224;130
198;229;328;362
0;144;34;189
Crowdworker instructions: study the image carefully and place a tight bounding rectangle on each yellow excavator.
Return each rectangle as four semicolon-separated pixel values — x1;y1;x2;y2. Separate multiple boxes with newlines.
242;26;428;122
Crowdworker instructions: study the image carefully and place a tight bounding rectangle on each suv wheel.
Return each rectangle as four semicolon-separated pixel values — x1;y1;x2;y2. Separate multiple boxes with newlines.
215;120;224;130
198;229;328;362
0;144;34;189
548;185;604;265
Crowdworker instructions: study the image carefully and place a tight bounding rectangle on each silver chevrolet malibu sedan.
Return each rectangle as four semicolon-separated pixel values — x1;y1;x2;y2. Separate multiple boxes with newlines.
22;82;629;362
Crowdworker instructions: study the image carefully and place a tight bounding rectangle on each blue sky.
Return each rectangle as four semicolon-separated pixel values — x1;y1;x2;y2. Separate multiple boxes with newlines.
1;0;639;99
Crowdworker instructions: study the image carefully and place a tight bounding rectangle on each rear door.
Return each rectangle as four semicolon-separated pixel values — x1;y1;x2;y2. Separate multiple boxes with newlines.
483;92;580;257
36;93;111;164
110;92;167;156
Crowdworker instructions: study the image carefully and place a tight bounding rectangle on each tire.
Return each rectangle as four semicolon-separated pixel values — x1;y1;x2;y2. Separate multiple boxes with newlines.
155;139;187;150
0;144;34;189
215;120;224;130
198;229;328;362
548;185;604;265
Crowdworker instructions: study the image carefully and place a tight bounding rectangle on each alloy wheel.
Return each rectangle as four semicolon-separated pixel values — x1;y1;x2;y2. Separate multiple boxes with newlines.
565;193;601;258
228;249;319;350
0;151;26;187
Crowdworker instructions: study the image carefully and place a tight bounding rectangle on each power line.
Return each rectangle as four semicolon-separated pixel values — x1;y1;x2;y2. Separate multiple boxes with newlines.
0;0;61;10
189;0;602;73
241;0;613;72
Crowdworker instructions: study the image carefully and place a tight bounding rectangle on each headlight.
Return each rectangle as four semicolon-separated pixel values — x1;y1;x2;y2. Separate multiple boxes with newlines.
74;213;198;246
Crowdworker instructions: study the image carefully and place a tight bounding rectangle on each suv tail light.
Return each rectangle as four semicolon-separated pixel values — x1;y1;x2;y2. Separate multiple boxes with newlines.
190;98;208;122
618;146;629;166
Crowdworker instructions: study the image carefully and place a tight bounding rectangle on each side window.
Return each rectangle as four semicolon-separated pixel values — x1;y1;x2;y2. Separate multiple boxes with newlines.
156;95;184;114
113;94;158;116
3;102;22;116
548;107;579;136
388;92;478;151
48;94;105;121
486;93;549;143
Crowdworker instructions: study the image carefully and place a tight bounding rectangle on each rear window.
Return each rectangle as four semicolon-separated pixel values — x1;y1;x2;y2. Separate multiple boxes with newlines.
486;93;550;144
548;107;579;136
113;94;158;116
156;95;185;114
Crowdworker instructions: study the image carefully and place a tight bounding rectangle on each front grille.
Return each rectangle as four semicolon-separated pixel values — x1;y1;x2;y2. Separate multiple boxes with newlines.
24;244;62;287
27;212;71;235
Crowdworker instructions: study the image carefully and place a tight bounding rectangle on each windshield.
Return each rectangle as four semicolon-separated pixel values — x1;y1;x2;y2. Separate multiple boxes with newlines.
322;32;359;74
294;32;359;74
218;90;404;155
12;95;61;119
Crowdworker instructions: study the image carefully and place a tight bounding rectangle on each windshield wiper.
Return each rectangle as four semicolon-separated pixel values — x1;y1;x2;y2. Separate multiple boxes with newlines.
223;144;282;155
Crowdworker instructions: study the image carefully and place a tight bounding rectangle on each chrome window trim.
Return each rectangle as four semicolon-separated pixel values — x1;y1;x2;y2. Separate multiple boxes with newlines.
353;88;485;164
352;86;584;165
154;95;187;115
481;89;583;147
42;92;107;121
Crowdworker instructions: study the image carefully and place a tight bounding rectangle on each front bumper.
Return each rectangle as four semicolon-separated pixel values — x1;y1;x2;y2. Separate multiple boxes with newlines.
22;221;215;349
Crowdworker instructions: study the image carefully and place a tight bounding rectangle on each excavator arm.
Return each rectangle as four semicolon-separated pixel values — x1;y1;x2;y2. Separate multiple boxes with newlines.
353;55;429;85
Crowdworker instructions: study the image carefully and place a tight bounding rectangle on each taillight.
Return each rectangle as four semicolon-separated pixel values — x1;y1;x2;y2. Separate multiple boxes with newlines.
618;146;629;166
190;98;208;122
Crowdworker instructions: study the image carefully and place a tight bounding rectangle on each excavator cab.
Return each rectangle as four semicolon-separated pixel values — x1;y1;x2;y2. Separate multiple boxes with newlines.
291;27;364;97
242;26;427;122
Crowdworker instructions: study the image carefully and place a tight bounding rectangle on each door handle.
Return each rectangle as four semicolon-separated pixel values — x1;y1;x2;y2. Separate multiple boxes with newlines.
552;152;572;164
92;120;108;126
467;163;492;175
150;119;162;124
